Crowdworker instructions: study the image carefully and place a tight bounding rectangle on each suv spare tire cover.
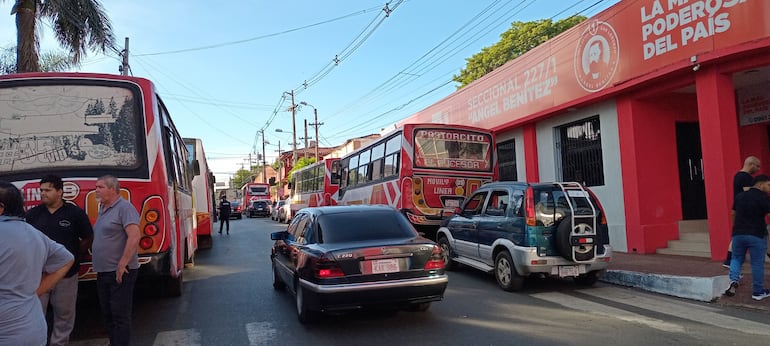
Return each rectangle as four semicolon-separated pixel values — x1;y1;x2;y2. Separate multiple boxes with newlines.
555;218;595;262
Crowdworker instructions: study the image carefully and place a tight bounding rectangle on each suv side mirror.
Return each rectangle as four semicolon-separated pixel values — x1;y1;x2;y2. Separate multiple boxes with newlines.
271;231;288;240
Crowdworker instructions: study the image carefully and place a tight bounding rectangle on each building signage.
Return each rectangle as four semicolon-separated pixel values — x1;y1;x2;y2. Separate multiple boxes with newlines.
738;83;770;126
399;0;765;129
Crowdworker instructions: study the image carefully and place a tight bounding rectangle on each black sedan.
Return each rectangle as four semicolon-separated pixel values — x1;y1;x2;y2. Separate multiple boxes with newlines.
270;205;448;323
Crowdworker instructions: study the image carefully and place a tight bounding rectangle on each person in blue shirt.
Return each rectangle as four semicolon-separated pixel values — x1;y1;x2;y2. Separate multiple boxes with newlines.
0;181;73;345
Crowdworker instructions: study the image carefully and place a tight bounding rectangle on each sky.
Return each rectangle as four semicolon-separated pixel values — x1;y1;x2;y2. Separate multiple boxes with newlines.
0;0;621;184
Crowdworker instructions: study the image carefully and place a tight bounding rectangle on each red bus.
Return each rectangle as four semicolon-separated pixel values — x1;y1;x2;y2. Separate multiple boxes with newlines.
333;123;496;237
185;137;215;249
241;182;271;206
0;72;196;297
288;158;341;215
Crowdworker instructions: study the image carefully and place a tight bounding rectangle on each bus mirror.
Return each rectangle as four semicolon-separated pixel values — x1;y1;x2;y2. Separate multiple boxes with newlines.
192;160;201;176
287;182;293;189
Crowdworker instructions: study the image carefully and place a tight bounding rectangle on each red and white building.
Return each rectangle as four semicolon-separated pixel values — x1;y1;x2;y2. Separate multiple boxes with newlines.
399;0;770;259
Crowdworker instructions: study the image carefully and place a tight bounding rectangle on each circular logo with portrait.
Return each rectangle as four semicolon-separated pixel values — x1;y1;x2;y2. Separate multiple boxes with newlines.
574;20;620;92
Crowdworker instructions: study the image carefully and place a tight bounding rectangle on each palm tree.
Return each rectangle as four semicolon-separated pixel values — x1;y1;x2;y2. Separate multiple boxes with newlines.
8;0;115;72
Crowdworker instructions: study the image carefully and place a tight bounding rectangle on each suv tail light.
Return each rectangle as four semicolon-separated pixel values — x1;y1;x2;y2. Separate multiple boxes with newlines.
586;188;607;225
313;254;344;278
424;245;445;270
525;186;536;226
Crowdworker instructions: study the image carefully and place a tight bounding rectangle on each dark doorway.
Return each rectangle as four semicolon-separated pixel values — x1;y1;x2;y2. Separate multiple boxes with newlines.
676;122;707;219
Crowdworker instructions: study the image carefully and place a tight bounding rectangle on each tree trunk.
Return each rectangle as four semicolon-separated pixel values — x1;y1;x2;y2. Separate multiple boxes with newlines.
15;0;40;73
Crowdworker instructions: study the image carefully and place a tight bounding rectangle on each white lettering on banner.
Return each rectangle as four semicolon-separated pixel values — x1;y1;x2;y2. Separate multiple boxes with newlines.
640;0;747;60
466;56;559;124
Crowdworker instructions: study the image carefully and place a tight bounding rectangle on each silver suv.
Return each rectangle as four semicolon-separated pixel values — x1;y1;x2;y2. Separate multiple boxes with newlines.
437;182;611;291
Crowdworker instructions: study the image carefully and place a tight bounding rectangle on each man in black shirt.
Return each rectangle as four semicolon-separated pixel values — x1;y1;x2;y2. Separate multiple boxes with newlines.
26;174;93;345
724;156;761;267
218;195;231;235
724;174;770;300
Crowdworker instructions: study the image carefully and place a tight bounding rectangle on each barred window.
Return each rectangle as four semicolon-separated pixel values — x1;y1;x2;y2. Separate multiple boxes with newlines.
556;116;604;186
497;139;517;181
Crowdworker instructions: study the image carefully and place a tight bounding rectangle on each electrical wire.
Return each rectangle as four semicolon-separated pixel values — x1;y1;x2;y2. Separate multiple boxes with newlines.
134;6;382;57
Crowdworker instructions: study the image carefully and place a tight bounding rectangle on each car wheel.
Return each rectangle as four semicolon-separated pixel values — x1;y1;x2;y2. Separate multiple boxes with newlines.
494;251;524;292
573;270;602;286
295;284;316;324
272;262;285;290
405;302;431;312
437;237;456;271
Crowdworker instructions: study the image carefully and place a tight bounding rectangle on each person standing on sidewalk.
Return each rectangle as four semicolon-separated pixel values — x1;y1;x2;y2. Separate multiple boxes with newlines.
92;175;140;346
724;174;770;301
218;195;231;235
723;156;761;267
0;181;74;345
25;175;93;346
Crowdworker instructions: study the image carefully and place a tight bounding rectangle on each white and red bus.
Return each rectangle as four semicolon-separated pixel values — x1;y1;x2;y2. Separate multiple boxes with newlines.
289;158;341;215
334;123;496;236
241;182;271;206
0;72;196;297
185;137;215;250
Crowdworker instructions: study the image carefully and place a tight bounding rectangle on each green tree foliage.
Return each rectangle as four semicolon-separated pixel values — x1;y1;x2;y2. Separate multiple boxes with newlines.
453;16;586;88
230;165;265;189
287;157;316;184
6;0;115;72
1;45;78;74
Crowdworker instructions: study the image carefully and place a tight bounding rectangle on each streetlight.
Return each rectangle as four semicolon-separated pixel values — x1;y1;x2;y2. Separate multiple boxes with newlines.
299;101;323;162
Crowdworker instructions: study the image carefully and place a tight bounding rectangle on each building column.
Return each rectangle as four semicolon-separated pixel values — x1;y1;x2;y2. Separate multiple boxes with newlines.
695;66;741;261
523;124;539;182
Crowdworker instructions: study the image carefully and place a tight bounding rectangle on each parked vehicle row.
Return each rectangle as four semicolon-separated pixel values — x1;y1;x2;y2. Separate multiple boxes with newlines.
267;181;612;324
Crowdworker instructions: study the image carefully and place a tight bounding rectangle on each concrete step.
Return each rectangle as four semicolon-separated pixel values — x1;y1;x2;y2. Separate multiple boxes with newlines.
678;219;709;233
656;247;711;258
667;239;710;252
679;232;710;242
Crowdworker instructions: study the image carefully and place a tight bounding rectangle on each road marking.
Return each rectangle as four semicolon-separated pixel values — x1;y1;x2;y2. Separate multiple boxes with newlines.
531;292;686;333
153;328;201;346
246;321;277;346
579;287;770;336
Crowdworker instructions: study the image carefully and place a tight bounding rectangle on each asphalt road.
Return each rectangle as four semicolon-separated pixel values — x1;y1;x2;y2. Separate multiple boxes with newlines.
69;216;770;345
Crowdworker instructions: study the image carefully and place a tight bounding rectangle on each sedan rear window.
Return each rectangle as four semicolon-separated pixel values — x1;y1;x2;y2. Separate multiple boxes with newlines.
317;211;417;243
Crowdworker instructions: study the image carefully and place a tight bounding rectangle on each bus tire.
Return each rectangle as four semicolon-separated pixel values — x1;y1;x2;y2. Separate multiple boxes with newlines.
166;271;183;297
184;244;195;268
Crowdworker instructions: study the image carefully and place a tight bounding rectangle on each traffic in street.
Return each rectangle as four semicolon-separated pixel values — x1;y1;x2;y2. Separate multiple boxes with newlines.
68;216;770;345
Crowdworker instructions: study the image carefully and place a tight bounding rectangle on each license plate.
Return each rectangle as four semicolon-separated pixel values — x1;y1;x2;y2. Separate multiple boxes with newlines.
446;199;460;208
558;265;579;277
371;259;400;274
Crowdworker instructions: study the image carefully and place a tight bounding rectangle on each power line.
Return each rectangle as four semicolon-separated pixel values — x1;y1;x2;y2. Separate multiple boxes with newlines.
134;6;382;57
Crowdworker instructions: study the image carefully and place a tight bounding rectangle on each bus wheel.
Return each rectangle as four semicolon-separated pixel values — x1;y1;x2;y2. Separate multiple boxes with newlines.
166;271;183;297
184;244;195;268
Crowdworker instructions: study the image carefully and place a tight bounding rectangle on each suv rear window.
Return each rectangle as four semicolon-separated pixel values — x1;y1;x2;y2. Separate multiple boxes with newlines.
317;211;417;243
253;201;267;207
533;186;598;226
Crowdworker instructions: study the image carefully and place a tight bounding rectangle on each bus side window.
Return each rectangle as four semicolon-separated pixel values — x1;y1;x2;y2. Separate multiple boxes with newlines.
331;160;341;185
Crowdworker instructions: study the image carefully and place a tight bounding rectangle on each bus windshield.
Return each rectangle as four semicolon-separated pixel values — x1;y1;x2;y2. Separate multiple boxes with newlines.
413;128;492;172
0;83;143;173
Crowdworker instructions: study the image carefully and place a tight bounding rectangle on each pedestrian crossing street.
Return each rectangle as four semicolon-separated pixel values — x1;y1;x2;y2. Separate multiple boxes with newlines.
69;286;770;345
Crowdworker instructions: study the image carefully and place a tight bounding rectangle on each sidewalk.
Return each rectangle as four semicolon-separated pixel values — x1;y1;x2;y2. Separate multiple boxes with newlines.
601;251;770;312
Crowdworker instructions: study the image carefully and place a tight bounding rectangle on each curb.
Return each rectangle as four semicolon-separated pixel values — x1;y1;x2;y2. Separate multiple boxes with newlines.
601;270;730;302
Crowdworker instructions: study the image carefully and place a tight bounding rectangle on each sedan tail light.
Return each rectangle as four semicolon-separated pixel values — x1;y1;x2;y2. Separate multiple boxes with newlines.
313;254;345;278
423;245;445;270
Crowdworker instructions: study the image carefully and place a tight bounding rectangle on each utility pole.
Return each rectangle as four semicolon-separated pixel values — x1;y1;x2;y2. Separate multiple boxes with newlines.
303;119;309;160
285;90;298;166
120;37;129;76
309;107;323;162
261;130;267;184
276;141;283;197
